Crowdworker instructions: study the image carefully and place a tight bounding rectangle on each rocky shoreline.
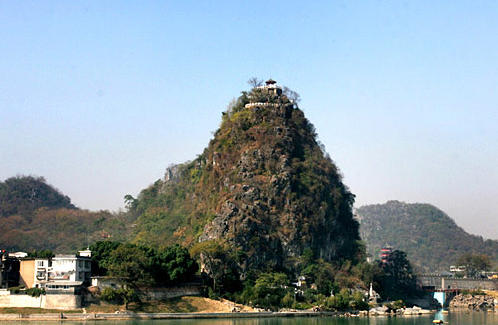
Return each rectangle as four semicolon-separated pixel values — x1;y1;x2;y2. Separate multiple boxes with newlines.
450;294;497;310
368;305;432;316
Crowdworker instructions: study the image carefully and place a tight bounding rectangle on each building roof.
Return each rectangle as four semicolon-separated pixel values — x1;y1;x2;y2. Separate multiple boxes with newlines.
46;281;84;286
54;254;91;260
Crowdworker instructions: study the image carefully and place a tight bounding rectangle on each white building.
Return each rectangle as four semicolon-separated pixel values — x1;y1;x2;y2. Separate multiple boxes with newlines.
20;252;92;289
48;254;91;284
34;258;51;288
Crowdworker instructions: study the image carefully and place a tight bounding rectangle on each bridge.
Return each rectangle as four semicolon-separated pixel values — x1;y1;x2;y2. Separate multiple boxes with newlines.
418;274;498;306
418;274;498;291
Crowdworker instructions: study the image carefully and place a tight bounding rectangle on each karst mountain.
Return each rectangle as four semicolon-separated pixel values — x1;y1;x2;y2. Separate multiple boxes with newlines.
131;80;362;274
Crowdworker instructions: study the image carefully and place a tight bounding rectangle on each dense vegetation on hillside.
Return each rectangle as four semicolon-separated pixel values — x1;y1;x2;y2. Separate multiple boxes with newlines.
0;176;74;217
129;81;361;276
118;80;380;309
0;207;129;252
0;176;131;252
357;201;498;272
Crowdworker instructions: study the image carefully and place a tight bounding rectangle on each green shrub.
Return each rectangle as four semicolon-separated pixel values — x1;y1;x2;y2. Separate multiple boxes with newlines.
385;299;405;311
207;287;219;300
281;291;295;308
351;291;369;310
8;287;20;294
25;287;45;297
100;287;118;302
461;289;486;296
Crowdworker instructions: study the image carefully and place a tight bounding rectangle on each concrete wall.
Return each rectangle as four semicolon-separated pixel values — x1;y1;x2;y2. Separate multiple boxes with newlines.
444;278;498;290
0;293;43;308
0;291;81;310
43;294;81;310
143;285;202;300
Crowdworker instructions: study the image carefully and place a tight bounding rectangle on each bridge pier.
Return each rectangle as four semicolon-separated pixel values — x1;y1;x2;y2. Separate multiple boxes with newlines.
434;292;446;307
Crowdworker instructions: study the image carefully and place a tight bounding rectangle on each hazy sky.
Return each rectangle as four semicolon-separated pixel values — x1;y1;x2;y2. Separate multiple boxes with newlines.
1;1;497;239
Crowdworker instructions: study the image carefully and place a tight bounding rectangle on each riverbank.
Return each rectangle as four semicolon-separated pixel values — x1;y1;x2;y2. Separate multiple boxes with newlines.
0;311;340;321
0;296;438;321
0;309;438;321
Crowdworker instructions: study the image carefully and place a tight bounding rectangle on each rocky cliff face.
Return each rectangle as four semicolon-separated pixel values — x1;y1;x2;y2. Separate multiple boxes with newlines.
133;81;360;275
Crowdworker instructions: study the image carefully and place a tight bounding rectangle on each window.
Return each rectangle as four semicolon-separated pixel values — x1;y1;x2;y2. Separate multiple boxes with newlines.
79;260;83;267
85;261;90;268
37;261;44;267
79;271;84;280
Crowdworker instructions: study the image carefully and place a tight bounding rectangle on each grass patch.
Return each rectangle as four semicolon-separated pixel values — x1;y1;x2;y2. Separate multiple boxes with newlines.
0;307;82;314
85;296;255;314
0;297;255;314
86;297;204;313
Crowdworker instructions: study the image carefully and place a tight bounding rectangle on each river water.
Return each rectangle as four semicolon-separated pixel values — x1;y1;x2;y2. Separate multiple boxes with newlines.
2;311;497;325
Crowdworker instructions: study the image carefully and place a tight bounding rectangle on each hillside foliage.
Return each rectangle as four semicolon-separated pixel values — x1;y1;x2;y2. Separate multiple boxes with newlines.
357;201;498;272
0;207;129;253
0;175;135;253
0;176;74;217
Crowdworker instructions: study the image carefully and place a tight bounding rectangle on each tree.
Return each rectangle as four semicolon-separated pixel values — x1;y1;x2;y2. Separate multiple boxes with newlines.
190;239;240;294
377;250;418;300
123;194;137;211
247;77;263;88
89;241;122;276
282;86;301;105
144;244;198;285
107;245;154;309
252;272;290;309
107;244;154;288
27;250;54;258
456;254;492;277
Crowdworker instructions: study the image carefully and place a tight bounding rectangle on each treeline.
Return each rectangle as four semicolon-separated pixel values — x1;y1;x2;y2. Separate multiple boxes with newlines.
90;241;199;308
190;240;419;311
90;241;198;286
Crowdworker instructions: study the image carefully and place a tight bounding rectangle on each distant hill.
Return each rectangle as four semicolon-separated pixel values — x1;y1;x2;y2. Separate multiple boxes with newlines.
0;176;75;217
357;200;498;272
0;207;129;253
0;175;130;253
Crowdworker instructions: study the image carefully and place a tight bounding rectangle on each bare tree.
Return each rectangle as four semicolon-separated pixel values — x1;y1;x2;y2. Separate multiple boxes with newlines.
247;77;263;88
283;87;301;106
